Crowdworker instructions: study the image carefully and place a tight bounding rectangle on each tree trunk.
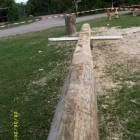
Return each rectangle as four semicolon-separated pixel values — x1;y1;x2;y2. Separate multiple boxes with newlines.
47;24;99;140
65;15;76;35
107;9;112;20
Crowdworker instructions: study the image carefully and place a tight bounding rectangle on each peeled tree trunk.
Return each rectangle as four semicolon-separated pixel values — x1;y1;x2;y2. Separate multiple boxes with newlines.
48;23;99;140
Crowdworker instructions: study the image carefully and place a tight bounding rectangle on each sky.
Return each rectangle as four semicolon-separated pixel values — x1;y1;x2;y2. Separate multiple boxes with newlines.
15;0;28;3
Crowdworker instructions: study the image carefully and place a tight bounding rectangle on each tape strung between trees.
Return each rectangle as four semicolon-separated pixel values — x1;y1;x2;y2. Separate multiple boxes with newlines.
47;23;99;140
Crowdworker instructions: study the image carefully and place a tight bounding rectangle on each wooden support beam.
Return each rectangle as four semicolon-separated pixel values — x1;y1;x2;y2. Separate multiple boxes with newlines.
48;23;99;140
48;36;123;41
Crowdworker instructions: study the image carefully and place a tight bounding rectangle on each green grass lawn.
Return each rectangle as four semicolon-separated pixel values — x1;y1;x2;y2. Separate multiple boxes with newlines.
78;13;140;29
0;14;140;139
0;27;76;140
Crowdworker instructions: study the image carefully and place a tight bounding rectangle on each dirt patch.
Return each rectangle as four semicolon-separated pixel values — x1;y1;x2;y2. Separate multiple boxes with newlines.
92;27;140;95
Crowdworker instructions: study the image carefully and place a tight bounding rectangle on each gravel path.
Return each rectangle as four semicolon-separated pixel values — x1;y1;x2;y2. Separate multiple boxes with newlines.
0;11;129;38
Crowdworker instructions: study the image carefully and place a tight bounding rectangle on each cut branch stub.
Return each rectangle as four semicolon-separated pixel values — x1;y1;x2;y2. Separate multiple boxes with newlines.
47;23;99;140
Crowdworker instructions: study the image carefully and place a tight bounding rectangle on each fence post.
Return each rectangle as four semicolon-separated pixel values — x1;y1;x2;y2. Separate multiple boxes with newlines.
115;8;119;19
133;10;140;16
107;9;112;20
47;23;99;140
65;15;76;35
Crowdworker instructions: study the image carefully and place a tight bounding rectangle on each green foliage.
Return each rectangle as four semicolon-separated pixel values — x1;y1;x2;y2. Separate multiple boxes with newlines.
0;0;19;20
125;0;140;5
26;0;140;16
1;0;139;18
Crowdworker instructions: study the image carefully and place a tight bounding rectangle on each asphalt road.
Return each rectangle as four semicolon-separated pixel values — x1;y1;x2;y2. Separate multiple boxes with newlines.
0;11;129;38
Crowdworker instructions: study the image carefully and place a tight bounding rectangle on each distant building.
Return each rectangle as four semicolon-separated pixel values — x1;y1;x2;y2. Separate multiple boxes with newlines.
0;7;9;25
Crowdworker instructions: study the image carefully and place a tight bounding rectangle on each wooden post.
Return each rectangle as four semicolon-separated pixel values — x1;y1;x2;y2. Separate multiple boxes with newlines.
47;23;99;140
133;10;137;16
115;8;119;19
107;9;112;20
133;10;140;16
65;15;76;35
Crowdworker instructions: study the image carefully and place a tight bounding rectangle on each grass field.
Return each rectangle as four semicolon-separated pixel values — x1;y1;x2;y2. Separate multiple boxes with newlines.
0;14;140;139
78;13;140;29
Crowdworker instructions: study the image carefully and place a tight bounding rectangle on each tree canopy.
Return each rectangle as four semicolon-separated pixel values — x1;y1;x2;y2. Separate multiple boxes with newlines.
26;0;140;16
1;0;139;20
0;0;19;20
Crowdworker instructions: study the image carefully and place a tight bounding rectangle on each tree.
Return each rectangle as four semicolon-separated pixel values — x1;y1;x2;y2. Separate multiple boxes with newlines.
0;0;19;21
26;0;139;16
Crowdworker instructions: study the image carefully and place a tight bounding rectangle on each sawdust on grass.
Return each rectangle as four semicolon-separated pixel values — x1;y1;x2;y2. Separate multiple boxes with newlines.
92;27;140;140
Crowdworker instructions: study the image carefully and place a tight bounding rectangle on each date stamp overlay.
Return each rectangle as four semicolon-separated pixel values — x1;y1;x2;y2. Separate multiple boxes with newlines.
13;112;19;140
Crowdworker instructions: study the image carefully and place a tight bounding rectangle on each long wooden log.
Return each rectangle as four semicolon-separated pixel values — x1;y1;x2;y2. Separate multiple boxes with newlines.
47;23;99;140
